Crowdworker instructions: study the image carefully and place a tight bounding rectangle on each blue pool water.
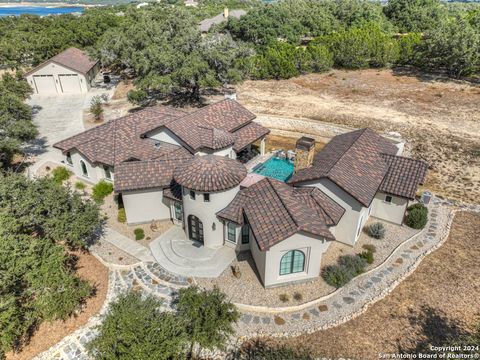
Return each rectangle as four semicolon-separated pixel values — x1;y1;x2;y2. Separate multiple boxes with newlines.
253;157;294;182
0;6;84;17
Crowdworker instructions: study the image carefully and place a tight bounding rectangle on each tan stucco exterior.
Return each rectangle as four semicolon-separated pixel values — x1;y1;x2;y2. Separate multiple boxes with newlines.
371;192;408;225
63;150;113;184
123;188;171;225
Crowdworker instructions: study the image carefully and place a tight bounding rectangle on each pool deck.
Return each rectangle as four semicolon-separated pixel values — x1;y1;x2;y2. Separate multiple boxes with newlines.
245;153;272;172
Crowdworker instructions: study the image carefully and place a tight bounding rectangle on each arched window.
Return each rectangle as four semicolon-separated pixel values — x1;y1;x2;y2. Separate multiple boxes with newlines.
80;160;88;177
279;250;305;275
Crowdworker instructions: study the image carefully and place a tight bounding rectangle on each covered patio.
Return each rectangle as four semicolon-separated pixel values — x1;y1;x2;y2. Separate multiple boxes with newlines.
149;226;236;278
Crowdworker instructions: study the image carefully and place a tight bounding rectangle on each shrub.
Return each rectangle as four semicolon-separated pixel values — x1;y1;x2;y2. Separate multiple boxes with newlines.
117;208;126;223
87;292;187;360
358;250;374;264
406;203;428;229
368;222;386;239
90;95;104;121
92;180;113;203
293;291;303;301
52;166;71;184
279;293;290;302
127;89;148;105
322;265;352;287
75;181;86;190
362;244;377;253
134;228;145;240
339;255;367;276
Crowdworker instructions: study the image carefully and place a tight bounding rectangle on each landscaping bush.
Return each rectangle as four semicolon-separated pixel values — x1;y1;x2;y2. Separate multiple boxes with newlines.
368;222;386;239
279;293;290;302
134;228;145;241
117;208;126;223
362;244;377;253
339;255;368;276
75;181;86;190
406;203;428;229
359;250;374;264
52;166;72;184
92;180;113;203
90;95;104;121
293;291;303;301
322;265;353;288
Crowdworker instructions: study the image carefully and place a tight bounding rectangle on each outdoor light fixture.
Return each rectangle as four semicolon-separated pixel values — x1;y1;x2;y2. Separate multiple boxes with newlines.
212;223;216;231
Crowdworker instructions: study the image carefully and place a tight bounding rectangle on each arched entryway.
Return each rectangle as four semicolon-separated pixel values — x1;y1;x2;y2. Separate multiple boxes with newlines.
188;215;204;243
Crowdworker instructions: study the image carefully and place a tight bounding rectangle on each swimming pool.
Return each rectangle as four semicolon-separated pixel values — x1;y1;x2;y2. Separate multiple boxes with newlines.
253;157;294;182
0;6;84;17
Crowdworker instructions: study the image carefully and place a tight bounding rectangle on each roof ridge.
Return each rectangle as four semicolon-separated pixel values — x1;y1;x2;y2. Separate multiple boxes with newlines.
321;128;368;175
267;178;299;229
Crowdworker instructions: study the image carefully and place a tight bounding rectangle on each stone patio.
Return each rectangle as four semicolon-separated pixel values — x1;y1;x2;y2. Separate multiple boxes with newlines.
149;226;236;278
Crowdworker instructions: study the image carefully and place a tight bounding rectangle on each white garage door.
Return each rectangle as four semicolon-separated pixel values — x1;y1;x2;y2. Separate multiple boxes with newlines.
33;75;57;94
59;74;81;93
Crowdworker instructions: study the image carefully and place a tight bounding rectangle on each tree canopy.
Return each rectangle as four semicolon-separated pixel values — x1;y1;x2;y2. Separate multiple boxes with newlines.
0;173;102;357
0;73;36;168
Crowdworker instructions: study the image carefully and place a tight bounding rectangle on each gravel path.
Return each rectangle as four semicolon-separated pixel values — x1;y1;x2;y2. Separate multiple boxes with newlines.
33;197;479;359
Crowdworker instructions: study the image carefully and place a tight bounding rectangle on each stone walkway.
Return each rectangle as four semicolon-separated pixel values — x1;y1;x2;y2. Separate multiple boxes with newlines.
34;197;479;359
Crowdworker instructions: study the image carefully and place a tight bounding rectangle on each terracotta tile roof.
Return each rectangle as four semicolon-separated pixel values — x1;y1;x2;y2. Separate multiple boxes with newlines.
25;47;98;76
53;106;187;166
217;178;344;251
114;156;192;192
232;122;270;152
379;154;428;199
290;128;399;207
163;182;183;201
174;155;247;192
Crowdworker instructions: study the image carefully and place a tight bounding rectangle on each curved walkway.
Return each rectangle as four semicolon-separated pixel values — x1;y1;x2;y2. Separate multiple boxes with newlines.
34;197;480;359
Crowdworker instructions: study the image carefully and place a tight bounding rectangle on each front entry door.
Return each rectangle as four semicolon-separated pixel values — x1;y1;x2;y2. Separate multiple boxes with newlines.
188;215;204;243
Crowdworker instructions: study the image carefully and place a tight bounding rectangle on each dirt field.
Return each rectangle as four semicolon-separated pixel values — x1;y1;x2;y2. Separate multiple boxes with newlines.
262;211;480;359
235;69;480;204
6;251;109;360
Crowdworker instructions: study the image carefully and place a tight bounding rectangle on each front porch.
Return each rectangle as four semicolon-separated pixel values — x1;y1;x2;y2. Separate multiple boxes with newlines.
149;226;236;278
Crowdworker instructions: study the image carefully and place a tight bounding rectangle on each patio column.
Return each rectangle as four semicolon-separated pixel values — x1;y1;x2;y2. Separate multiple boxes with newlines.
260;137;266;156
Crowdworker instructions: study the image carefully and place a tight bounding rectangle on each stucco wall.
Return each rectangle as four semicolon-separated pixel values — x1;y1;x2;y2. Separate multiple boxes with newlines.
250;234;266;285
147;128;184;147
26;62;89;94
182;185;240;249
62;150;113;184
196;146;236;159
262;232;331;288
123;188;171;224
301;178;370;246
371;192;408;225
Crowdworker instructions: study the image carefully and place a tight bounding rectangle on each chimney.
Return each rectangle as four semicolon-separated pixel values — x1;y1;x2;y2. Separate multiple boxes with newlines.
294;136;315;173
224;7;229;18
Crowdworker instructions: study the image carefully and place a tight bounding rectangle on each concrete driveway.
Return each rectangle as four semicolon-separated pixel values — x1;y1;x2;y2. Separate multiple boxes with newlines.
25;88;114;175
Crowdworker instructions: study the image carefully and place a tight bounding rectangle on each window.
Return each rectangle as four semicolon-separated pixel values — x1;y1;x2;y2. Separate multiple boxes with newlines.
174;202;183;221
104;165;112;180
241;225;250;244
66;152;73;166
280;250;305;275
385;195;393;203
189;190;195;200
227;222;236;243
80;160;88;177
203;193;210;202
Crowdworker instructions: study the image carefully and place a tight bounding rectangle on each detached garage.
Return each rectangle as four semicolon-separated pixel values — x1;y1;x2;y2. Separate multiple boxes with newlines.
25;47;99;95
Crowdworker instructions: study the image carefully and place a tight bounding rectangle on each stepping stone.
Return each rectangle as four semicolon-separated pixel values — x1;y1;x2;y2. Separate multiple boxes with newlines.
261;317;270;325
318;304;328;312
349;291;359;296
416;242;424;247
241;314;252;324
292;313;300;319
253;316;260;324
309;308;320;317
387;267;394;272
302;313;310;320
371;276;381;283
410;245;419;250
343;297;355;304
332;301;342;309
401;253;410;259
395;258;404;265
404;249;412;253
364;281;373;288
274;315;285;325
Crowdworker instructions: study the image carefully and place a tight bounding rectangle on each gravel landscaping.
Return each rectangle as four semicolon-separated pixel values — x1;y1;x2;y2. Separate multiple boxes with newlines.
89;240;139;266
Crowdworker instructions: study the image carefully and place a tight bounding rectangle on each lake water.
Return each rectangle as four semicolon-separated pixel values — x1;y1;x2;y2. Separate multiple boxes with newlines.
0;5;84;17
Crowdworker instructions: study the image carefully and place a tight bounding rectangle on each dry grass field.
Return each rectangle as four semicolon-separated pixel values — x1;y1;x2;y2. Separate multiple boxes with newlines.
265;211;480;359
235;69;480;204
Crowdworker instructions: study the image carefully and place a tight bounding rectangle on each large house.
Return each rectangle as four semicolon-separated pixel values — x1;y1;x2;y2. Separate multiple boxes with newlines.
54;100;427;287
